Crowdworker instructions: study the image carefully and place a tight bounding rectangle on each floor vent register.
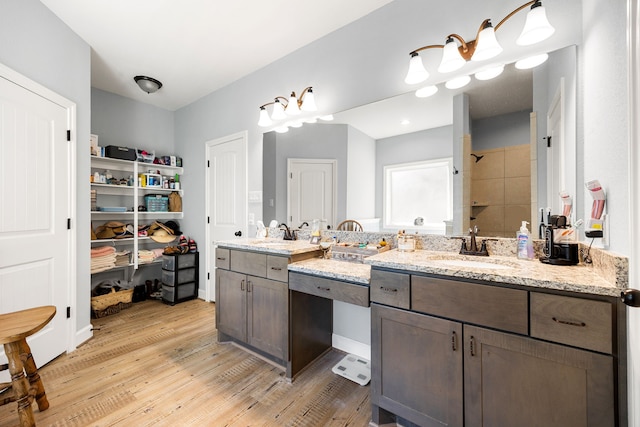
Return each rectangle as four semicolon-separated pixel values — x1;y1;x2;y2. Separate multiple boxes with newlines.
331;354;371;386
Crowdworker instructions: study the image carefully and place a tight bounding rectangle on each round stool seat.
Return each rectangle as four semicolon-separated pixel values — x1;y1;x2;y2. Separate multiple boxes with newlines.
0;306;56;344
0;305;56;426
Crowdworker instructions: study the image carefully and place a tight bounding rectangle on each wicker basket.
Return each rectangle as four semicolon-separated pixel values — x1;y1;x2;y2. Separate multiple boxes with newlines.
91;288;133;318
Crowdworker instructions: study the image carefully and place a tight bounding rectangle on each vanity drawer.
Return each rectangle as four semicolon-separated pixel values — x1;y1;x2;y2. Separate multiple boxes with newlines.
370;269;410;309
230;250;267;277
215;248;230;270
266;255;289;282
530;292;613;354
411;276;528;334
289;272;369;307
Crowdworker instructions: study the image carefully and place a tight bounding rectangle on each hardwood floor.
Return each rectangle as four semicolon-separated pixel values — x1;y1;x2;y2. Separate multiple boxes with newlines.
0;299;372;427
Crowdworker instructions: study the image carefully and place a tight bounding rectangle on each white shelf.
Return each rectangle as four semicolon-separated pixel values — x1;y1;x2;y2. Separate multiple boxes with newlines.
90;155;183;174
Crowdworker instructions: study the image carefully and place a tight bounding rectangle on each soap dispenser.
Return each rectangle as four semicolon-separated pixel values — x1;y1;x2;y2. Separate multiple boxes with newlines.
517;221;534;260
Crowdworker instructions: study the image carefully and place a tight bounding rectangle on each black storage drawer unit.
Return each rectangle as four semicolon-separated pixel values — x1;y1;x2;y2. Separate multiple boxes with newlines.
162;252;199;305
104;145;137;161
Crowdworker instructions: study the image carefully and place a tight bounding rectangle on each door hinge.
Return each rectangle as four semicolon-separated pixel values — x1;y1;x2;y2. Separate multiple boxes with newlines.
67;130;71;141
544;136;552;147
67;218;71;229
66;306;71;318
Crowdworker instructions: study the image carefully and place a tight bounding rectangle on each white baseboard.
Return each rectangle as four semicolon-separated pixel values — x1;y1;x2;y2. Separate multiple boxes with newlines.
332;334;371;360
74;323;93;350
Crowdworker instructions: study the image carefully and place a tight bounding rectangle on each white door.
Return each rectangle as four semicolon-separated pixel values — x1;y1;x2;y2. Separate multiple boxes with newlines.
547;82;564;216
287;159;336;229
206;132;247;302
0;73;70;370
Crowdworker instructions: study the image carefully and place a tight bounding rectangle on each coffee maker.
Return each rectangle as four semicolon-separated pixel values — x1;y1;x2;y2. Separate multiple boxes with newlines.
539;215;579;265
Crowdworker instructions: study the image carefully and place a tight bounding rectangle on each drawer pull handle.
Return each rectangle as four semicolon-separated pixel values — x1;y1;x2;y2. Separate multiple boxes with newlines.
451;331;458;352
469;336;476;357
240;279;245;291
317;286;331;292
216;257;226;261
552;317;586;327
271;267;282;271
380;286;397;293
247;281;252;292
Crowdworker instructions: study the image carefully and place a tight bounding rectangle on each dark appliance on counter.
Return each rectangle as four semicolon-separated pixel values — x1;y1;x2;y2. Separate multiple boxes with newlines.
539;215;579;266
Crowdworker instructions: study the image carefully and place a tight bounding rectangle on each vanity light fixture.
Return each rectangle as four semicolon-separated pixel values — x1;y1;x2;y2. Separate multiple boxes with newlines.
258;86;317;126
404;1;555;85
134;75;163;94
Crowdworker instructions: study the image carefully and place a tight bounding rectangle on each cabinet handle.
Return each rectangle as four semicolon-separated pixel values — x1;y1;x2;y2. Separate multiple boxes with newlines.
216;257;226;261
271;267;282;271
552;317;586;327
240;279;245;291
317;286;331;292
247;281;252;292
380;286;397;293
469;336;476;357
451;331;458;352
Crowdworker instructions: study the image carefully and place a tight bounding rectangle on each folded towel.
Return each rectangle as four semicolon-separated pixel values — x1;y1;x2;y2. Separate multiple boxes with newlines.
91;246;116;258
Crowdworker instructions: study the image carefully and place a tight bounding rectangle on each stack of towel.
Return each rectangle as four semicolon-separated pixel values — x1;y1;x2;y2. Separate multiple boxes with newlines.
115;250;131;267
91;246;116;273
138;248;163;264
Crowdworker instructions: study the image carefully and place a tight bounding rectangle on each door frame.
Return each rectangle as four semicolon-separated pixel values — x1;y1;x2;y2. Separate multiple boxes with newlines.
205;131;248;302
0;62;78;352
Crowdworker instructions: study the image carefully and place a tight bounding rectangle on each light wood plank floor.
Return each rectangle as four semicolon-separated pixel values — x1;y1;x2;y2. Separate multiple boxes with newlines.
0;299;372;427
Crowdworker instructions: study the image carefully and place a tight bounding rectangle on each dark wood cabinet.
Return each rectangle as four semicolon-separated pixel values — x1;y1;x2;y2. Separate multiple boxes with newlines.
371;304;463;427
370;269;618;427
464;324;614;427
215;268;247;342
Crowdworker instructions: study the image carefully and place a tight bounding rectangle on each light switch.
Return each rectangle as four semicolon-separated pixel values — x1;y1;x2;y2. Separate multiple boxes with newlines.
248;190;262;203
248;213;255;225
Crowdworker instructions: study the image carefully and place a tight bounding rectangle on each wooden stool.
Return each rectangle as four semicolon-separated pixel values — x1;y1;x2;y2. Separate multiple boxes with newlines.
0;306;56;427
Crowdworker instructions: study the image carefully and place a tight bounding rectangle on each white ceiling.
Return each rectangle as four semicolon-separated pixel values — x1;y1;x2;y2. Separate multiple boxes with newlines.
39;0;393;111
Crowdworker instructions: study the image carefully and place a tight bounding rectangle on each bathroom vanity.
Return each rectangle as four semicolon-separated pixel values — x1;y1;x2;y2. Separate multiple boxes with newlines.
215;236;629;427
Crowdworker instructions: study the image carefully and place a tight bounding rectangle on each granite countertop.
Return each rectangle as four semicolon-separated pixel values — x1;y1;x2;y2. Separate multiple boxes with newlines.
365;249;622;297
288;257;370;285
216;238;322;255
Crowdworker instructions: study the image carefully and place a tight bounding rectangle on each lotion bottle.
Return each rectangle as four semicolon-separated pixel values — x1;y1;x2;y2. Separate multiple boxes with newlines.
517;221;533;260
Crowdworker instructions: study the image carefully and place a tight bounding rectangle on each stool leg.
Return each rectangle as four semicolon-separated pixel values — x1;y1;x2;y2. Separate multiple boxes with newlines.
5;341;35;427
18;339;49;411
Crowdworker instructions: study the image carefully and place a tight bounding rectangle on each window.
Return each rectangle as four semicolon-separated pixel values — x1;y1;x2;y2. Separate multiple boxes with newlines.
383;158;453;233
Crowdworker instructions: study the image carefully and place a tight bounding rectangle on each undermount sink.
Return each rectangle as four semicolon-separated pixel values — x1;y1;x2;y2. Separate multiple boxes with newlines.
433;259;515;270
249;240;290;246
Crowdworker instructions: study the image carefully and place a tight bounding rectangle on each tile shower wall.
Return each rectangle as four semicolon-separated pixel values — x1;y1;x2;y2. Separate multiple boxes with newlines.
471;144;531;237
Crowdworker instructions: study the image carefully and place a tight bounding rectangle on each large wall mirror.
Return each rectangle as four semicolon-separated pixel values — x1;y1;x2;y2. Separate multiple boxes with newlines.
263;45;576;238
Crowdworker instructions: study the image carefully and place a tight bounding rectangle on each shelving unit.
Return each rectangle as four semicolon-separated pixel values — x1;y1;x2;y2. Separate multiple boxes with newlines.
91;155;184;277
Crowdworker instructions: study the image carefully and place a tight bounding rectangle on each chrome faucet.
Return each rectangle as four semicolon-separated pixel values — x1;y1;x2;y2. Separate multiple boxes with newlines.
279;223;296;240
458;225;489;256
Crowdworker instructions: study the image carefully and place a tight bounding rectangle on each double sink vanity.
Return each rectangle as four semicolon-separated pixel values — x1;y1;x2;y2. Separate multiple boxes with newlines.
215;234;629;427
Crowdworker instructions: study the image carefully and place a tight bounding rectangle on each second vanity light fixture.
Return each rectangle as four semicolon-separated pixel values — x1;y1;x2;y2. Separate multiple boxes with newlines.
258;86;317;129
404;0;555;85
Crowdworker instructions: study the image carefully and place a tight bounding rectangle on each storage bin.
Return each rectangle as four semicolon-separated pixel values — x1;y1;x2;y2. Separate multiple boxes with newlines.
136;149;155;163
162;267;197;285
144;194;168;212
162;282;197;305
162;252;198;270
105;145;137;161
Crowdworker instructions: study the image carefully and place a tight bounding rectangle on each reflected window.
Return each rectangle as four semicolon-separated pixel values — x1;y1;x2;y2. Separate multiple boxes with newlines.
383;158;453;233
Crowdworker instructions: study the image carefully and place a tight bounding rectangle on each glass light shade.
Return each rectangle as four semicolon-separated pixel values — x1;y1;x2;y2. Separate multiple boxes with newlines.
271;99;287;120
415;85;438;98
286;93;301;115
516;4;555;46
275;126;289;133
475;64;505;81
258;107;272;127
438;39;466;73
472;25;503;62
134;75;162;93
515;53;549;69
405;54;429;85
445;75;471;90
301;90;317;111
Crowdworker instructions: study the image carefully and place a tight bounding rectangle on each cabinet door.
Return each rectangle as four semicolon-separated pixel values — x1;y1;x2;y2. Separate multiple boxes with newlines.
246;275;288;360
216;269;247;341
464;325;614;427
371;304;463;427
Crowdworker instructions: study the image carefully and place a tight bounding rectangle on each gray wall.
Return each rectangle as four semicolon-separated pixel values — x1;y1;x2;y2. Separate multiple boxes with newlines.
375;126;454;221
0;0;91;339
472;110;531;151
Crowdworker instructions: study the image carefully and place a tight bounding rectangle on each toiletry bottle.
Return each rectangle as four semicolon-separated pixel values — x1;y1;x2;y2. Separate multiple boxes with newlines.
517;221;533;260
